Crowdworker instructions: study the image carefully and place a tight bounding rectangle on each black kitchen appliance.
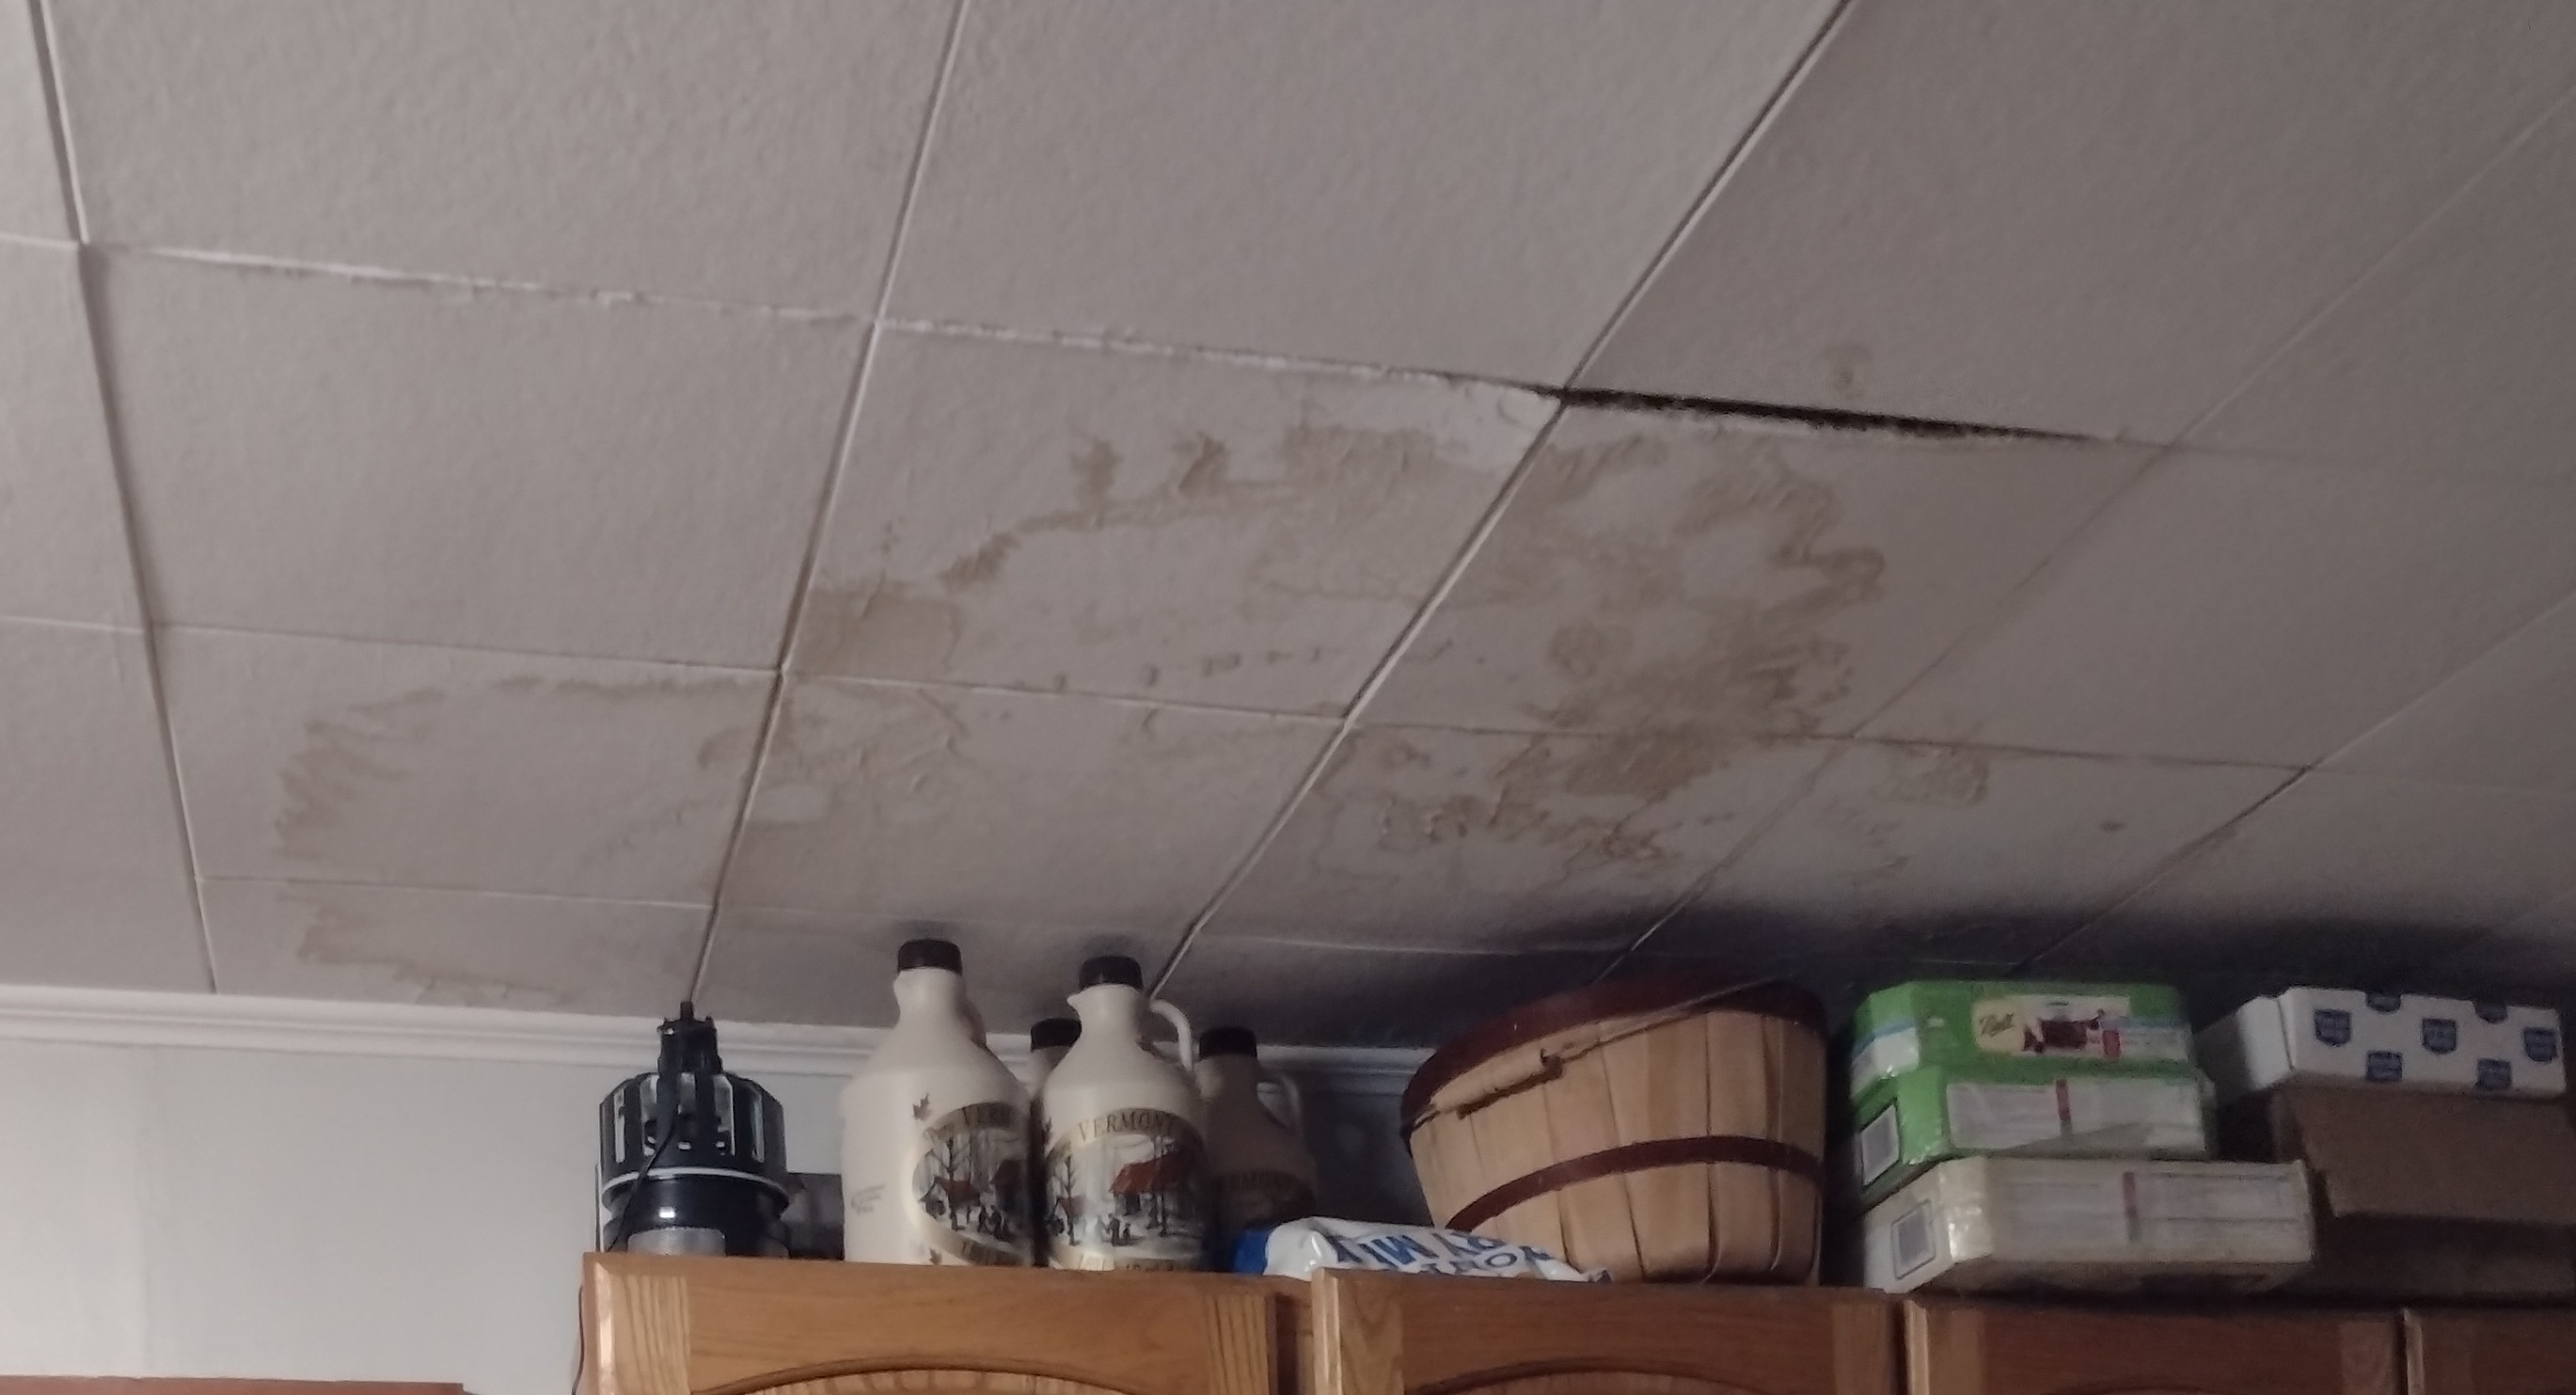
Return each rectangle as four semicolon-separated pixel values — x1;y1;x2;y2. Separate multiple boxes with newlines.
597;1002;788;1256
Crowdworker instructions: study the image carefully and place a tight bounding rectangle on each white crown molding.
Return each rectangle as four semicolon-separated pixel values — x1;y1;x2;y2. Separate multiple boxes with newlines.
0;984;1426;1094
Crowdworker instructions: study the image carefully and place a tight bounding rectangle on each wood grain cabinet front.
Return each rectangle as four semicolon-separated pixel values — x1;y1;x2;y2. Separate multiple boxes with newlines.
1311;1270;1895;1395
2410;1310;2576;1395
583;1255;1284;1395
1905;1301;2399;1395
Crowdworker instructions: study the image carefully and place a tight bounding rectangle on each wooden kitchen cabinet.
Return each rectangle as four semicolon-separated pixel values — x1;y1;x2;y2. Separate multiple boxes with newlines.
1905;1300;2398;1395
1312;1269;1894;1395
2410;1309;2576;1395
582;1254;1284;1395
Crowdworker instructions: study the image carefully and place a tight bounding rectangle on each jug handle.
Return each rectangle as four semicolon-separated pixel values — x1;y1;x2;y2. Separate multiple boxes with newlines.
1259;1064;1305;1137
1151;999;1196;1070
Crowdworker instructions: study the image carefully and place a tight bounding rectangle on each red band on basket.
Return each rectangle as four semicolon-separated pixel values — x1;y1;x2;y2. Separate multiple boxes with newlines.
1444;1133;1823;1236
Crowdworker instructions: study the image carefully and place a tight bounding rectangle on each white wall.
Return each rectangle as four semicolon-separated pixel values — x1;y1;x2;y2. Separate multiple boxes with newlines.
0;988;1420;1395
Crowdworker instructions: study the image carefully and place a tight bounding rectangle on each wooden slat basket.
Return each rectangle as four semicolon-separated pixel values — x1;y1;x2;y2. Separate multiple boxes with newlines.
1402;975;1826;1283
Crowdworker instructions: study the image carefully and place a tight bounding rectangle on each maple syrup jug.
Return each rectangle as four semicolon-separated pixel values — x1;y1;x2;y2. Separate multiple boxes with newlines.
1038;956;1209;1270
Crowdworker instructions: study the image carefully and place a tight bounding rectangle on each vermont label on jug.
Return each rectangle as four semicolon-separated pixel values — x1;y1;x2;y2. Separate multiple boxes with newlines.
1044;1107;1207;1270
909;1102;1033;1265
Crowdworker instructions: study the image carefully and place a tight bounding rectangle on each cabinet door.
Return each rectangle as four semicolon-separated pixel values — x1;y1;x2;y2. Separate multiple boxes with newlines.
584;1255;1279;1395
1906;1301;2397;1395
1313;1270;1894;1395
2410;1310;2576;1395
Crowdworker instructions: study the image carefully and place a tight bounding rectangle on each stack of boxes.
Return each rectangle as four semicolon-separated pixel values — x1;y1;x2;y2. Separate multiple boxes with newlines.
2200;989;2576;1299
1848;979;2314;1293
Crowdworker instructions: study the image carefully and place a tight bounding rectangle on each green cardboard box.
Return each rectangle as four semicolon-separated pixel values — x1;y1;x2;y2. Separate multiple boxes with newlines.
1843;981;2210;1208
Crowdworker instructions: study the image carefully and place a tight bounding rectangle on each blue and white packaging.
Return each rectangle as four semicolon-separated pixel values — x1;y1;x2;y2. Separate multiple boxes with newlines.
2199;989;2565;1102
1228;1217;1598;1280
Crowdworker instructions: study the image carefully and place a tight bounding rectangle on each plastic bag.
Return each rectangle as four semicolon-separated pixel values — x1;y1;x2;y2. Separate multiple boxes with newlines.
1229;1217;1599;1280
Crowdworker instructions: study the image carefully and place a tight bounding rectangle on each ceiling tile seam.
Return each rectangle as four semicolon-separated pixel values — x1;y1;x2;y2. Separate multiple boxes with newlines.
2305;583;2576;787
25;0;82;239
193;872;712;913
1839;444;2178;743
877;314;1555;394
1560;0;1857;388
92;242;866;325
0;612;135;636
687;0;972;1003
2173;77;2576;448
1344;716;2299;777
1595;737;1862;979
1146;401;1575;995
0;228;69;251
150;621;777;680
806;671;1342;725
1187;932;1595;962
69;242;213;991
2005;764;2313;975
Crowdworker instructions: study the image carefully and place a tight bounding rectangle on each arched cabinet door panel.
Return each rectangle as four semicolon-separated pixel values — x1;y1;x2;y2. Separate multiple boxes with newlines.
582;1255;1279;1395
1904;1301;2397;1395
1312;1270;1894;1395
2410;1310;2576;1395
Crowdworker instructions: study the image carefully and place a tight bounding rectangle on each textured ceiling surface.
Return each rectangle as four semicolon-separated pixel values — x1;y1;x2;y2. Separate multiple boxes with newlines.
9;0;2576;1044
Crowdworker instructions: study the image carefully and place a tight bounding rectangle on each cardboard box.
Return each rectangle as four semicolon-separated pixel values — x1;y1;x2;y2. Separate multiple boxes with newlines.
1848;979;2195;1101
2199;989;2565;1102
1858;1155;2313;1294
2223;1085;2576;1298
1848;1061;2210;1207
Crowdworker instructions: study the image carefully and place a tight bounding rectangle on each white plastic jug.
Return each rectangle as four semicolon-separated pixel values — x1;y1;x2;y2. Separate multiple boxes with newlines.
1038;956;1207;1270
1194;1025;1319;1244
839;939;1034;1265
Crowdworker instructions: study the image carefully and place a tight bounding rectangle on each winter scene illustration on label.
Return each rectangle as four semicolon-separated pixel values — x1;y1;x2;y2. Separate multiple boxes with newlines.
909;1101;1033;1265
1045;1107;1207;1270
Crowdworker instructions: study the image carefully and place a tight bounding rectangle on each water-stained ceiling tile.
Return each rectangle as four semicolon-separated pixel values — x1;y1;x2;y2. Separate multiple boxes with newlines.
100;254;861;665
200;879;706;1015
0;622;204;991
0;242;141;626
161;628;772;902
2329;594;2576;791
1362;406;2147;737
1867;452;2576;766
725;679;1332;930
1160;935;1612;1048
2038;770;2576;981
1675;742;2291;965
2195;99;2576;483
889;0;1837;380
51;0;955;305
1581;0;2576;438
0;1;66;238
698;904;1164;1030
1204;723;1834;953
793;329;1551;713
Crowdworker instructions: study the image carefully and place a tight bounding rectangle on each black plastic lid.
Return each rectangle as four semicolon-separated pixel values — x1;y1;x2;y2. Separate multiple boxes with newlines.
1078;955;1143;989
896;938;963;973
1030;1017;1081;1051
1199;1025;1257;1057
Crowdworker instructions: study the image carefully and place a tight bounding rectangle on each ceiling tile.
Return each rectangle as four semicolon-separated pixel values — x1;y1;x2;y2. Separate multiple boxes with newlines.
2040;770;2576;979
1207;724;1833;952
2329;594;2576;790
0;0;67;238
162;628;770;902
0;240;139;625
51;0;954;306
1160;935;1607;1048
1867;452;2576;765
793;329;1550;712
1675;742;2290;964
889;0;1836;381
1580;0;2576;438
101;254;861;665
697;904;1164;1030
2195;98;2576;481
200;879;704;1015
1363;407;2147;737
726;679;1332;928
0;621;204;991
